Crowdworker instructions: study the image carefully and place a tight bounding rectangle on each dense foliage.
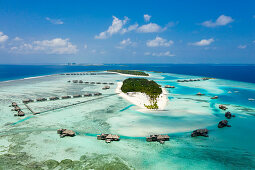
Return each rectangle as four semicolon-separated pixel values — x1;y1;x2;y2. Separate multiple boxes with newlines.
121;78;162;96
121;78;162;109
108;70;149;76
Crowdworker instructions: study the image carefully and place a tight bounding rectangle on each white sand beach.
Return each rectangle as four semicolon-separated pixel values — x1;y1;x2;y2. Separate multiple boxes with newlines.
116;82;168;111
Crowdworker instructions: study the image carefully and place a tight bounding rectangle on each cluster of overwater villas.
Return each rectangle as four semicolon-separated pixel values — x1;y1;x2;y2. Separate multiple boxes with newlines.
61;73;98;75
69;80;113;90
54;104;235;144
22;92;102;103
10;92;102;117
57;129;170;144
69;80;114;85
177;77;212;82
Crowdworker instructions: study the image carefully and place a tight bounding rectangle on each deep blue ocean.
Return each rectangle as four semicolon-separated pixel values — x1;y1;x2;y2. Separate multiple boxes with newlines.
0;64;255;83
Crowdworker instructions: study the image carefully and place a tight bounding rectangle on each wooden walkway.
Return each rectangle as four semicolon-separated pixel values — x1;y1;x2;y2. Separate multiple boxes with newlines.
35;93;117;115
24;103;37;114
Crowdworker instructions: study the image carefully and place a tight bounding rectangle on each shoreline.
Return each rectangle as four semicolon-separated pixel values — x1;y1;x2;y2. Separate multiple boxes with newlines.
116;82;168;112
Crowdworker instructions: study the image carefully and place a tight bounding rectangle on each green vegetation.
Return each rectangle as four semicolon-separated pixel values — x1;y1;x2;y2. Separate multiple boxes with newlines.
108;70;149;76
121;78;162;109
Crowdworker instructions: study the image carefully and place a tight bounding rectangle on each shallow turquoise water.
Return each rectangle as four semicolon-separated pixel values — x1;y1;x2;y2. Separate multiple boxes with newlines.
0;71;254;169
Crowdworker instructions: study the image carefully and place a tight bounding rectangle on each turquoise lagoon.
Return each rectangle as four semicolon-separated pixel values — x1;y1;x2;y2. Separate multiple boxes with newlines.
0;72;254;169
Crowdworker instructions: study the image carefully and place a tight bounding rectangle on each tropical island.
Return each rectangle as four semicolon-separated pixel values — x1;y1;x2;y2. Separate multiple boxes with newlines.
108;70;149;76
116;78;167;110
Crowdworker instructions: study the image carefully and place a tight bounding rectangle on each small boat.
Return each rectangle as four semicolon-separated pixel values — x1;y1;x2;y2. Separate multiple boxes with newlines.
248;98;255;101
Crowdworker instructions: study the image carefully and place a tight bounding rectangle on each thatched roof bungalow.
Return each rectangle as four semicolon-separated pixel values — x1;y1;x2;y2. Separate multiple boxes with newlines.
22;99;34;104
102;85;110;90
36;98;47;102
165;85;175;88
211;96;218;99
49;97;59;101
57;129;75;138
62;96;71;99
84;93;92;97
146;134;170;143
73;94;82;98
196;92;205;96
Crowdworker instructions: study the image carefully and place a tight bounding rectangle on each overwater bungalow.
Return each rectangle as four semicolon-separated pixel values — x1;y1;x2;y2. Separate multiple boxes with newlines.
219;104;228;110
196;92;205;96
90;82;95;84
62;96;71;99
73;94;82;98
211;96;218;99
102;85;110;90
49;97;59;101
73;80;78;83
67;80;71;83
146;134;170;144
94;92;102;96
165;85;175;88
14;110;25;117
57;129;75;138
79;80;83;83
84;93;92;97
109;83;114;85
13;106;21;111
102;82;107;84
85;82;89;84
225;111;235;119
218;120;231;128
36;98;47;102
96;82;101;84
191;129;208;137
12;102;18;107
97;134;120;143
22;99;34;104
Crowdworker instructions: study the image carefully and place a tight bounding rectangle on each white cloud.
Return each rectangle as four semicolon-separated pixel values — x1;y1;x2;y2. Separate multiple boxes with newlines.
137;23;166;33
14;37;22;41
84;43;88;49
146;36;173;47
191;38;214;46
238;45;247;49
46;17;64;25
144;14;151;22
145;51;174;57
121;23;138;34
120;38;132;46
116;38;136;49
95;16;129;39
11;38;77;54
0;32;8;43
202;15;234;27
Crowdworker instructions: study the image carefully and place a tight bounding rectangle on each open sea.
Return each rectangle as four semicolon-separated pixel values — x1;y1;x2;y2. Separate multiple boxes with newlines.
0;64;255;83
0;64;254;169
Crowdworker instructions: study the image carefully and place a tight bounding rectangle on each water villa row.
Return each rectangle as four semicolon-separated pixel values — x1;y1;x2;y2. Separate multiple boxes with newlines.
22;92;102;104
61;73;98;75
177;77;212;83
192;105;235;137
10;102;25;117
68;80;114;85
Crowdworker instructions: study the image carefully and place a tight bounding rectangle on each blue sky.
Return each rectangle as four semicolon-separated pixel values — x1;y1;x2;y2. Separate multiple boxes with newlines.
0;0;254;64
